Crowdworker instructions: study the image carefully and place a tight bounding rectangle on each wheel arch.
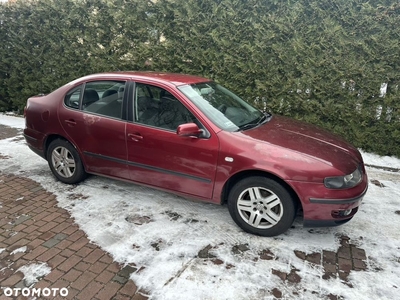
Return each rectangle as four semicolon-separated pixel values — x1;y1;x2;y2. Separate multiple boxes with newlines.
44;134;87;184
43;134;78;160
221;170;302;211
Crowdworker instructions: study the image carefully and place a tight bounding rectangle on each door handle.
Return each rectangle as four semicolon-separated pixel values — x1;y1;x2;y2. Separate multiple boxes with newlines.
128;133;143;141
65;119;77;126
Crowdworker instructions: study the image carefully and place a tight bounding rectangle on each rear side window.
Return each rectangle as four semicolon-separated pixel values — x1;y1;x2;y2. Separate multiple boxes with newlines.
64;81;126;119
64;86;82;109
82;81;125;119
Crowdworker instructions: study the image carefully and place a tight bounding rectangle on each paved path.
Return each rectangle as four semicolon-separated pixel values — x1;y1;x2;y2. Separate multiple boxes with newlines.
0;124;148;300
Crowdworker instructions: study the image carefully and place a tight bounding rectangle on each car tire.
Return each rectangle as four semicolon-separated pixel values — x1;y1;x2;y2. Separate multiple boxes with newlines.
47;139;86;184
228;176;296;237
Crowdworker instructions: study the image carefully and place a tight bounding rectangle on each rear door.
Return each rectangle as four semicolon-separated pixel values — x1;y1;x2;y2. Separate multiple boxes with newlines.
58;80;130;180
125;82;219;199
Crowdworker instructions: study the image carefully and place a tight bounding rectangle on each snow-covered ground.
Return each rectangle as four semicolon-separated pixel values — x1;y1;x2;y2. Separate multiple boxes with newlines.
1;114;399;299
18;263;51;287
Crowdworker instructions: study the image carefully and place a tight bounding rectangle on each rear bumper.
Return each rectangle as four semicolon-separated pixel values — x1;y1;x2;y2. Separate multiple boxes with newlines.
26;144;46;159
23;129;46;159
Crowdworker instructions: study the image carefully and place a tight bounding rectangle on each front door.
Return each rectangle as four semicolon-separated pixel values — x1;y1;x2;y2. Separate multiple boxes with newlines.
126;82;219;199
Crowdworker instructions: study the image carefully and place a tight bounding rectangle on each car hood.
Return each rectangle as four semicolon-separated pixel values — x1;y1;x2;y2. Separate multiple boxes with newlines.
239;115;362;174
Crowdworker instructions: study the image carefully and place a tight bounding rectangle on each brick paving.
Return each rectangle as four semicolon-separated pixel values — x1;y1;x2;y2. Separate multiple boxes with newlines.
0;174;148;300
198;239;368;299
268;235;368;299
199;238;368;297
293;235;367;281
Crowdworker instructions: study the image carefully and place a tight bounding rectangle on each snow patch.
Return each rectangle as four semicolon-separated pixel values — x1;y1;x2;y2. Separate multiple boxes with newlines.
0;113;25;129
18;262;51;287
361;150;400;168
11;246;27;255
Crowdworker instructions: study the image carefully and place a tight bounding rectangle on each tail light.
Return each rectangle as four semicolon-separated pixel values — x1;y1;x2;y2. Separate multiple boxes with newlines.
24;100;30;118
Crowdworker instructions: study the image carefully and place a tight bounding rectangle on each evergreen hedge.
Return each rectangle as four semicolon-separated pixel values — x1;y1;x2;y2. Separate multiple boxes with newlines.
0;0;399;156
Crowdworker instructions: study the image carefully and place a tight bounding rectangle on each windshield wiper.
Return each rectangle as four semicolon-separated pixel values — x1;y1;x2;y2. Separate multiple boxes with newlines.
237;113;271;131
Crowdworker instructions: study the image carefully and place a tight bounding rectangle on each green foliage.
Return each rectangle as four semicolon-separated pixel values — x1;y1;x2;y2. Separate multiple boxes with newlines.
0;0;155;112
0;0;399;156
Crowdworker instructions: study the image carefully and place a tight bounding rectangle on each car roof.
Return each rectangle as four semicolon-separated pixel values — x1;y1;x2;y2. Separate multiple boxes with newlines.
76;71;211;86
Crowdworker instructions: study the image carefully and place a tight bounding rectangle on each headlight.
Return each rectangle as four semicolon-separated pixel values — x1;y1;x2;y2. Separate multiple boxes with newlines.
324;166;363;189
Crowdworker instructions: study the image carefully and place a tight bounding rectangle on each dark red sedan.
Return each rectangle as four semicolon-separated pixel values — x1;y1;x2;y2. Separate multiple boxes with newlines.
24;72;368;236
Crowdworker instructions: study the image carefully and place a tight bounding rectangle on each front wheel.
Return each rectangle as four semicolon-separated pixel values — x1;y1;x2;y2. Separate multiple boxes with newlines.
47;139;86;184
228;176;296;237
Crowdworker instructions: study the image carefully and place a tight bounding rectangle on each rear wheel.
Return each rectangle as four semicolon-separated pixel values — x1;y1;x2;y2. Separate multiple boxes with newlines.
47;139;86;184
228;176;296;236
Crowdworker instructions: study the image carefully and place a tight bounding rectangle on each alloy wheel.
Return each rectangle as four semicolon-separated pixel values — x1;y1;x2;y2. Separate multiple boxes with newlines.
236;187;284;229
51;146;76;178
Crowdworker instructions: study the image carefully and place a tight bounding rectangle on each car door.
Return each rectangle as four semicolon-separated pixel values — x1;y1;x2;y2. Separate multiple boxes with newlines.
58;80;130;180
126;82;219;199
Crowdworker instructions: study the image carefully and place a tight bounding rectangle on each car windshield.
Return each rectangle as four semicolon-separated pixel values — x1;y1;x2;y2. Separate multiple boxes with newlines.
178;82;269;131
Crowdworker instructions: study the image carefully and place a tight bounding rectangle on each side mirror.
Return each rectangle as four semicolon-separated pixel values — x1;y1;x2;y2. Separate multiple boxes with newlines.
176;123;202;138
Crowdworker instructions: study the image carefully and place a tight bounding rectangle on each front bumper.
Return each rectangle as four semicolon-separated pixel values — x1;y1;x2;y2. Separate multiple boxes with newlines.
288;173;368;227
303;186;367;227
309;186;368;205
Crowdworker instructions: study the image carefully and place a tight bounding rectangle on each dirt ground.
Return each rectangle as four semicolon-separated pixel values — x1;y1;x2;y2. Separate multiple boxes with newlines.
0;125;20;140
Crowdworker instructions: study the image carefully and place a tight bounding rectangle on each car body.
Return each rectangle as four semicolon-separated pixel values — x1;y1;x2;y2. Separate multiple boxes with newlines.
24;72;368;236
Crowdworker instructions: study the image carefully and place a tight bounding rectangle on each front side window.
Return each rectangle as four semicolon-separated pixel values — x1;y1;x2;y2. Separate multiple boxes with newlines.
82;81;126;119
134;83;195;131
178;82;266;131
